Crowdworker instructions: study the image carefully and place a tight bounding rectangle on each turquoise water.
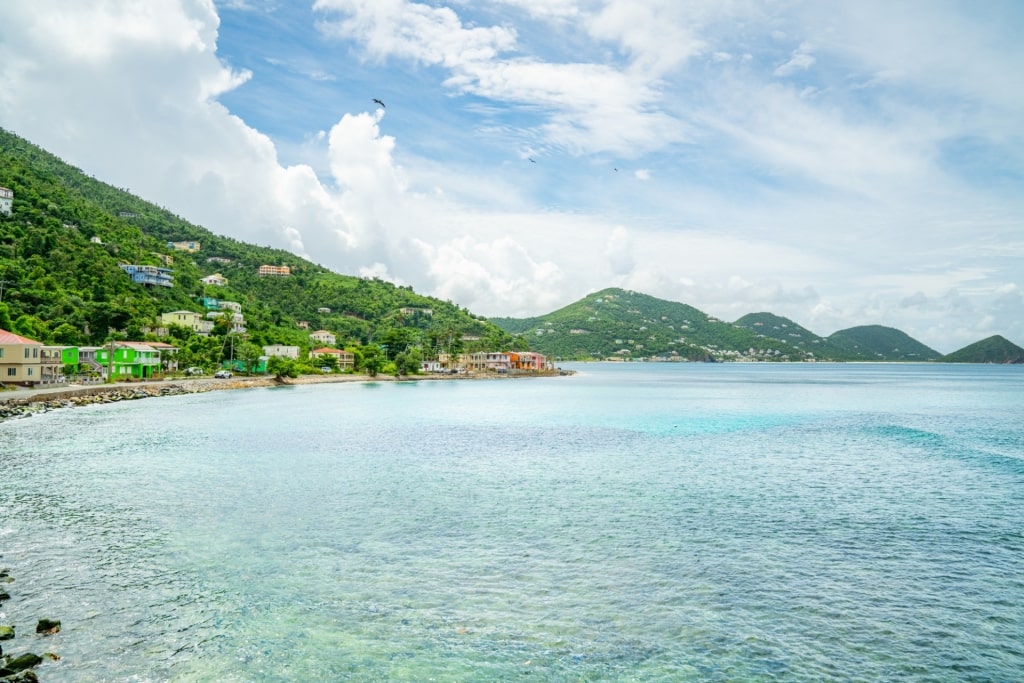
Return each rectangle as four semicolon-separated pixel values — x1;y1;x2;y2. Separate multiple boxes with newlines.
1;363;1022;681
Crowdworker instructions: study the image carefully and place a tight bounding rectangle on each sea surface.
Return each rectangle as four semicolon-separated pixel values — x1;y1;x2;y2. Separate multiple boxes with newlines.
1;362;1022;682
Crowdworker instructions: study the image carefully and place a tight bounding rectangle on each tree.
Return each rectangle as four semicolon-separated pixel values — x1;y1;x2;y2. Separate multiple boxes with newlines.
358;344;384;377
237;341;263;374
267;355;297;379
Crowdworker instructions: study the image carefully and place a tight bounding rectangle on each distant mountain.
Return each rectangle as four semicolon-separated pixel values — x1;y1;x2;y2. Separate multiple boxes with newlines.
826;325;941;361
490;288;809;361
940;335;1024;364
734;314;942;361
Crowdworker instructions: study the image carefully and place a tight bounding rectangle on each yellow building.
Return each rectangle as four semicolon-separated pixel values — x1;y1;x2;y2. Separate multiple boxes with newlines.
0;329;43;384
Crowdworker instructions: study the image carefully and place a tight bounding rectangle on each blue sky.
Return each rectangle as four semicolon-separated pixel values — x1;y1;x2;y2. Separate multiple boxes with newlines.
1;0;1022;352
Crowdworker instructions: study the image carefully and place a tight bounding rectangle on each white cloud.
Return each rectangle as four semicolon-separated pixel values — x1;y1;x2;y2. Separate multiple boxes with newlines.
0;0;1020;353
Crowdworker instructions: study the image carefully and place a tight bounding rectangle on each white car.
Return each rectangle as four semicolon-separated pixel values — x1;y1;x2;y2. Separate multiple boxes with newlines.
214;370;232;379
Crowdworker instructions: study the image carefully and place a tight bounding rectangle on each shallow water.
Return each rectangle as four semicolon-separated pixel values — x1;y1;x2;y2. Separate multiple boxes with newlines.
1;363;1022;681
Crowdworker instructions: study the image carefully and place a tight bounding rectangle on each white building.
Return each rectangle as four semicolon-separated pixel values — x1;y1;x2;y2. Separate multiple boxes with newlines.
262;344;300;359
0;187;13;216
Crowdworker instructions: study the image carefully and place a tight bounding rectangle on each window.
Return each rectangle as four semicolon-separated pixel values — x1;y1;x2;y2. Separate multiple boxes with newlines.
0;348;4;358
24;348;30;358
27;368;33;376
7;368;15;377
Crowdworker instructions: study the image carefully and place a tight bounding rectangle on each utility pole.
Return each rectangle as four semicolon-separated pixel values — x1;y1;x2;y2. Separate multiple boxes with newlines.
106;338;115;383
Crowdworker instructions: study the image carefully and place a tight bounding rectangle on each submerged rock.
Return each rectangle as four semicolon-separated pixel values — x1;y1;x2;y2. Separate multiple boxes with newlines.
0;625;14;640
35;619;60;635
2;652;42;672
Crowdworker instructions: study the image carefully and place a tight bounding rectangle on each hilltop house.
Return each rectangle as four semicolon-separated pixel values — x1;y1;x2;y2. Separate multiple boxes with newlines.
0;329;42;384
310;329;336;345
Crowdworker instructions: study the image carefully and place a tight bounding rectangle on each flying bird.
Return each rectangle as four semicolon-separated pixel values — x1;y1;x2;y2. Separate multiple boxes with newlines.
528;158;536;163
372;98;385;108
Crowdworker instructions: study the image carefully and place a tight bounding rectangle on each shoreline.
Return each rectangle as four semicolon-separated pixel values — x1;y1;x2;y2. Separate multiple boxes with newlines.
0;370;571;423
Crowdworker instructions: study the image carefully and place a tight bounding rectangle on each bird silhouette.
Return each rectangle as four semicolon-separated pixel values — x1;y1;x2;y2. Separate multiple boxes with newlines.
372;98;385;108
528;158;536;163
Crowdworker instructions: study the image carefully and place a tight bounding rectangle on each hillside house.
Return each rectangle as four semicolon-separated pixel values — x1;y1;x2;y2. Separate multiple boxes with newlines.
0;329;42;384
168;240;201;252
205;310;246;334
0;187;13;216
258;264;290;277
120;264;174;288
161;311;214;335
310;329;336;345
201;273;228;286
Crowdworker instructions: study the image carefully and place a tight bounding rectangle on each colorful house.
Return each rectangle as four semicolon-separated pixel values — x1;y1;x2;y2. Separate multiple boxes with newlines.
0;329;42;384
94;341;162;379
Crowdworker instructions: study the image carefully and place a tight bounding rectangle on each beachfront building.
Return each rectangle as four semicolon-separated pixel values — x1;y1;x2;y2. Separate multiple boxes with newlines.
147;342;180;373
168;240;201;252
309;347;354;370
94;342;163;380
263;344;300;360
40;345;79;383
161;310;214;335
509;351;549;371
201;273;228;286
258;264;290;277
0;187;13;216
0;329;42;384
120;264;174;288
465;352;512;373
309;329;336;346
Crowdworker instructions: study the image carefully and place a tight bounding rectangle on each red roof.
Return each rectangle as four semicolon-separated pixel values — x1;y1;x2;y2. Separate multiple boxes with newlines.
0;329;41;345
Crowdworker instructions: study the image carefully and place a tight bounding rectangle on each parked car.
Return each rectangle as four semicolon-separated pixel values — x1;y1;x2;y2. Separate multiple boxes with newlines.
320;366;332;373
214;370;232;379
185;367;204;376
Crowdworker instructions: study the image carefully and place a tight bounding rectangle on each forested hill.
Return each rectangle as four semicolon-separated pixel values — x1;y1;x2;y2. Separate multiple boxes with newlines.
0;128;518;357
489;288;810;361
734;314;941;361
940;335;1024;364
492;289;962;362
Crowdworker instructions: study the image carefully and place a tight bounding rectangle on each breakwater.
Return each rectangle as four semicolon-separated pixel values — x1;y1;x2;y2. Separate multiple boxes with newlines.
0;379;274;423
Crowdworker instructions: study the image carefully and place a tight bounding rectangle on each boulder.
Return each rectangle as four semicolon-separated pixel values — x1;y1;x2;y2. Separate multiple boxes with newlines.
35;619;60;635
0;625;14;640
0;589;10;601
2;652;42;672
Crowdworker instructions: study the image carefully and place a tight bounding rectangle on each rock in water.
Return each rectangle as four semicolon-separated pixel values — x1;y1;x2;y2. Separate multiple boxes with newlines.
0;625;14;640
35;619;61;635
3;652;42;672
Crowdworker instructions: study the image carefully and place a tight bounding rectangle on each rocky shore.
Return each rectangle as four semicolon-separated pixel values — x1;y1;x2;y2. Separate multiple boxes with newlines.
1;565;59;682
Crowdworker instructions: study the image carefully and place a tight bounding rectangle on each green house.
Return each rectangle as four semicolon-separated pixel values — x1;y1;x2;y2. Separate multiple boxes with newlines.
95;342;162;379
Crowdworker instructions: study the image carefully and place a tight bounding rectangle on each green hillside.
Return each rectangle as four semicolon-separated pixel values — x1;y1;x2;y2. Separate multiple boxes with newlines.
0;128;522;371
825;325;941;361
734;315;941;361
940;335;1024;364
490;288;809;361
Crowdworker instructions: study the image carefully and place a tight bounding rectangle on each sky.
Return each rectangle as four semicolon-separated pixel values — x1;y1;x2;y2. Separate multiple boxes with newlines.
1;1;1022;353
